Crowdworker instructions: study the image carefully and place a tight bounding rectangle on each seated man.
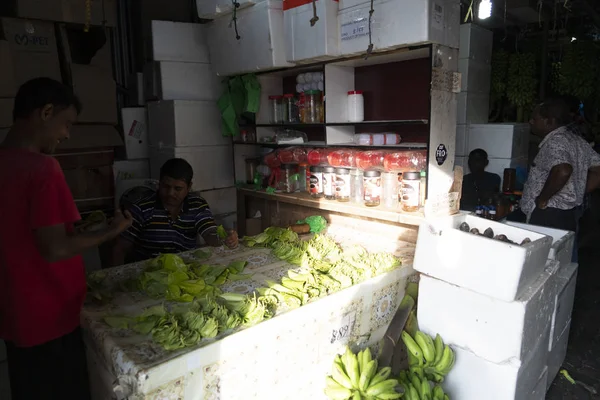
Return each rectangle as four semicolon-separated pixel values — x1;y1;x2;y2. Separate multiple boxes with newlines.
110;158;238;266
460;148;502;211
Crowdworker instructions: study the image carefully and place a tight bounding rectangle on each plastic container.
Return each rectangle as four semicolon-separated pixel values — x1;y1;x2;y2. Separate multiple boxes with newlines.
323;166;336;200
382;172;399;209
327;149;357;168
298;163;308;192
355;150;387;170
401;171;421;212
281;164;297;193
263;150;281;168
283;94;300;123
307;148;332;166
278;147;308;164
305;90;323;123
335;168;351;202
354;134;372;145
309;166;323;197
350;169;364;204
269;95;284;124
383;150;427;172
363;170;381;207
347;90;364;122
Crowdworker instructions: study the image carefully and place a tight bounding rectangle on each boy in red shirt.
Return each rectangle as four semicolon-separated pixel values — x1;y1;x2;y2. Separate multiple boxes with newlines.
0;78;132;400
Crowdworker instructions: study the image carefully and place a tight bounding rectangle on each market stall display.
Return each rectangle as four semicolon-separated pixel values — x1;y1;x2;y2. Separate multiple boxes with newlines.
83;217;417;400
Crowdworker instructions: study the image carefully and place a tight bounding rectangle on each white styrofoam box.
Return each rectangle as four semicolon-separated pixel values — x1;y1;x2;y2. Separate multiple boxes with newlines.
196;187;237;217
149;145;234;191
417;260;559;364
284;0;340;63
455;124;468;156
414;214;553;301
122;107;149;160
113;160;150;183
548;263;577;351
459;23;493;64
149;21;210;63
338;0;460;57
207;1;293;77
457;91;489;124
147;100;228;148
468;123;530;160
198;0;257;19
530;367;548;400
547;321;570;391
143;61;220;101
505;222;575;266
458;59;491;93
444;327;549;400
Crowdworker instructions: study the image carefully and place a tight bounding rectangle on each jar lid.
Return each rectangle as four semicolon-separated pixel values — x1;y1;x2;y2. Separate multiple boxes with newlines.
268;95;283;99
282;164;295;169
323;166;336;173
403;171;420;180
283;93;295;98
335;168;350;174
363;170;381;177
310;166;323;172
305;90;322;95
348;90;364;95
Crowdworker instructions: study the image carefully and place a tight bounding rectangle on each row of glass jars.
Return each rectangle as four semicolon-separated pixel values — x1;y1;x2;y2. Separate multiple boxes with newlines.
268;91;323;124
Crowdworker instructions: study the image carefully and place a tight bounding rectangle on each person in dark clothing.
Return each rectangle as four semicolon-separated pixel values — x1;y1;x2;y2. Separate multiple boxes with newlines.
460;149;502;211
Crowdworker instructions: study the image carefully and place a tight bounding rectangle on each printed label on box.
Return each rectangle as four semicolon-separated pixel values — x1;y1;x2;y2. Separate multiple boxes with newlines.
128;120;145;139
340;17;368;42
328;310;357;344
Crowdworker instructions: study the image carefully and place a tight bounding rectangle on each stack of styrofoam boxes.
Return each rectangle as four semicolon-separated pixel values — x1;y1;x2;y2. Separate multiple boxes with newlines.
205;1;293;77
145;21;236;226
456;23;492;169
414;214;557;400
505;222;578;389
337;0;460;57
457;123;530;188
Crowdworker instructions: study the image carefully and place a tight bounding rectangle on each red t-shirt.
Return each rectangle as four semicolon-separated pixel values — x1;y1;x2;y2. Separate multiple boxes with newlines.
0;149;86;347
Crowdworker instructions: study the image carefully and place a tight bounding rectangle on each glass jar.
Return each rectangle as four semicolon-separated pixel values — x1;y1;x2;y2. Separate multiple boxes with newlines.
309;166;323;198
298;162;308;193
350;169;364;204
382;172;399;209
268;95;284;124
363;170;381;207
401;171;421;212
305;90;323;123
347;90;364;122
335;168;351;202
283;94;299;123
281;164;296;193
323;166;336;200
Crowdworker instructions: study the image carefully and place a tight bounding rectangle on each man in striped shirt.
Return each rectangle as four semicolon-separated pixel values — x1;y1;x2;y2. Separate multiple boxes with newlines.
110;158;238;265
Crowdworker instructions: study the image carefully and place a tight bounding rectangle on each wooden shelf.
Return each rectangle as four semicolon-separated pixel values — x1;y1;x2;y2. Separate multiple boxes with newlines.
233;141;427;149
238;188;424;227
252;120;428;129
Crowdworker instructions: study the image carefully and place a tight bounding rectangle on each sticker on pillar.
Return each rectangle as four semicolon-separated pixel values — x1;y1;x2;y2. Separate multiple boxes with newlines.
435;144;448;166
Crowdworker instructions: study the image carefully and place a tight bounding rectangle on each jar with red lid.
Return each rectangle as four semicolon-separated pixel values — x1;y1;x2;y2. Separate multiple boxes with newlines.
268;95;284;124
347;90;364;122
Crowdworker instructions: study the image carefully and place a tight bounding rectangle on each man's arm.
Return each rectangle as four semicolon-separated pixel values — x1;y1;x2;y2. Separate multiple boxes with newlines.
35;211;132;263
536;163;573;208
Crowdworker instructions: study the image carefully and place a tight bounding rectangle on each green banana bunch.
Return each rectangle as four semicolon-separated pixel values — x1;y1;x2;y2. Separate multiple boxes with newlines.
325;347;401;399
401;331;455;382
398;369;450;400
490;49;509;99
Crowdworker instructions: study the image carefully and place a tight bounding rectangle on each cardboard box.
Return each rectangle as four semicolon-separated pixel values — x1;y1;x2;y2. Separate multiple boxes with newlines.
0;0;117;27
57;24;117;124
0;98;13;128
121;107;149;159
0;18;62;97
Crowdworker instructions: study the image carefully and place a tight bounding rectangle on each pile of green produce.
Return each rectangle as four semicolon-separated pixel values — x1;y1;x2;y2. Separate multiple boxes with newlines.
398;370;450;400
401;331;455;384
506;52;537;122
105;294;271;351
129;253;250;302
325;347;401;400
243;226;300;248
551;41;599;101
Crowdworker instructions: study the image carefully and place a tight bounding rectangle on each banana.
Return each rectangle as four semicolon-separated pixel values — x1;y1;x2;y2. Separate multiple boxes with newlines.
365;379;399;396
415;331;436;364
334;355;345;371
402;331;424;366
343;348;360;389
401;384;413;400
357;349;365;377
326;376;347;391
376;392;403;399
433;385;445;400
410;366;425;380
324;386;352;400
367;365;389;387
433;334;444;366
363;347;373;367
398;370;409;384
411;374;422;398
407;383;420;400
407;351;423;367
433;345;454;375
444;395;450;400
332;362;354;389
359;360;377;392
352;391;361;400
421;378;432;399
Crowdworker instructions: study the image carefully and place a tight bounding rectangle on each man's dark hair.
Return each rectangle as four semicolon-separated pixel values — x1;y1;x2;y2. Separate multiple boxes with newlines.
160;158;194;185
469;148;488;160
12;77;82;121
538;98;572;126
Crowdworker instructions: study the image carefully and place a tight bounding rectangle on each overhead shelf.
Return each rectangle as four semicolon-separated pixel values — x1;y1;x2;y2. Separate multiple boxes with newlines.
233;141;427;149
237;188;425;227
253;120;429;129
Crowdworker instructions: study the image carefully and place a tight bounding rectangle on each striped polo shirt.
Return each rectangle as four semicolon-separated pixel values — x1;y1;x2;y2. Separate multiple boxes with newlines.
122;192;217;262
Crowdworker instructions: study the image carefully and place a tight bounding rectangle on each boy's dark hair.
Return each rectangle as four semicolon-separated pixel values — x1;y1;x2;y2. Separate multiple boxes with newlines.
468;148;488;160
160;158;194;185
12;77;82;122
538;98;571;126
